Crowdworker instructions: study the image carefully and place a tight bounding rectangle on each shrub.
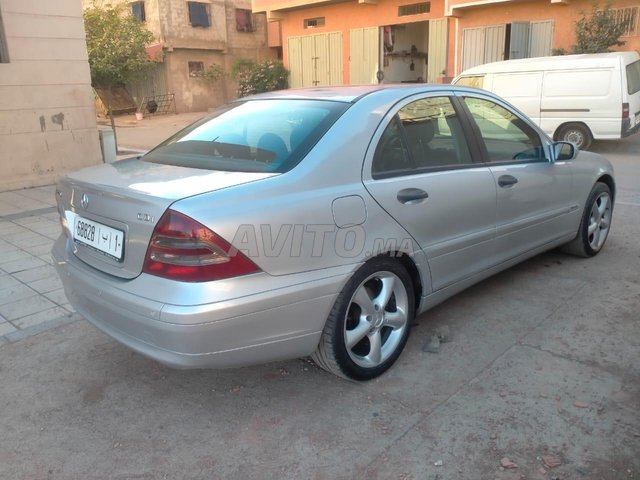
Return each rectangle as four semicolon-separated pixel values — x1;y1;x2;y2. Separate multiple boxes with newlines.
233;59;289;97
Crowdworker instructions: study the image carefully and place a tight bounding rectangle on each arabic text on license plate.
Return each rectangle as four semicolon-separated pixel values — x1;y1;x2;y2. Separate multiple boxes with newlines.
73;216;124;260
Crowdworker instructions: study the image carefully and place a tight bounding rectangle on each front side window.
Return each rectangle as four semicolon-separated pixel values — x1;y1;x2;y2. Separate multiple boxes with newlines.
143;99;349;173
463;97;544;163
188;2;210;27
373;96;472;178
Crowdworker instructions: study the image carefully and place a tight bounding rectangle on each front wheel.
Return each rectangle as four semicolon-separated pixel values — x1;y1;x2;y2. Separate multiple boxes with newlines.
312;257;415;381
562;182;613;257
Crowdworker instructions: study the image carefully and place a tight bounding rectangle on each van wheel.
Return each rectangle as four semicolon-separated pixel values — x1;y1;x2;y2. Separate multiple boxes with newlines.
557;123;592;150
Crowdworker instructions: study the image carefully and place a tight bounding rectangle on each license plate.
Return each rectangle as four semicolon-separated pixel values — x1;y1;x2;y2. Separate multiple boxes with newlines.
73;215;124;261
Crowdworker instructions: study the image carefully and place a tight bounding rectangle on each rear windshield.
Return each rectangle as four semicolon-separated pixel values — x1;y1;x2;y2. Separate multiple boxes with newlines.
627;60;640;95
143;99;349;173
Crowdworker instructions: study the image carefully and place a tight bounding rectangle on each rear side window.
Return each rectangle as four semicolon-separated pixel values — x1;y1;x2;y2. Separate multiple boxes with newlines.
463;97;544;163
627;60;640;95
143;100;349;173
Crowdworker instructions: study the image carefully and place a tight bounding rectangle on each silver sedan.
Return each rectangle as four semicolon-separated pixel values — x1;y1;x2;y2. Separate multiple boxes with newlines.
52;85;614;380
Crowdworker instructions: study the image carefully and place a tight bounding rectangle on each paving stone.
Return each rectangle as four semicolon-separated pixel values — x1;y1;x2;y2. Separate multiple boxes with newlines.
44;288;69;306
0;321;17;336
0;274;21;291
3;231;51;248
28;276;62;294
0;284;37;306
12;306;70;329
23;242;54;257
1;256;46;273
0;249;32;265
0;295;56;321
13;264;57;282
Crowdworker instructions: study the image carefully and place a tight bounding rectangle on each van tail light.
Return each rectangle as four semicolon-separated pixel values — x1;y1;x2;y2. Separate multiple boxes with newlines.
622;102;630;119
143;209;260;282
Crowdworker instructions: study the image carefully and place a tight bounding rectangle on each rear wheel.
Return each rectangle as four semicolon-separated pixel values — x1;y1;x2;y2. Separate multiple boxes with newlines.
562;182;612;257
312;257;415;381
557;123;593;150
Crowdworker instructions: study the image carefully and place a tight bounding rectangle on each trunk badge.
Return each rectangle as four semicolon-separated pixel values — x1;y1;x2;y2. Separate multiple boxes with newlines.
81;193;89;209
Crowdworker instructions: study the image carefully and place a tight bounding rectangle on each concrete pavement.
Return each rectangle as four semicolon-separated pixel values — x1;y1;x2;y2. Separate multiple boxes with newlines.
0;125;638;479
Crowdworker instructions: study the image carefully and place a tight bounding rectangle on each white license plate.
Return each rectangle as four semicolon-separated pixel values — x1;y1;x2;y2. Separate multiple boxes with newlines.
73;216;124;260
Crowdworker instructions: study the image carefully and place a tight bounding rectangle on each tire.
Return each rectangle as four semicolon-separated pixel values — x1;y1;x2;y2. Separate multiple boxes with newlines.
557;123;593;150
312;257;415;381
562;182;613;257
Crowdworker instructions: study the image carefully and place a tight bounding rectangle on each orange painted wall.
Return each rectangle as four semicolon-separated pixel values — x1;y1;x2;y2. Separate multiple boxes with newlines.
276;0;447;84
449;0;640;76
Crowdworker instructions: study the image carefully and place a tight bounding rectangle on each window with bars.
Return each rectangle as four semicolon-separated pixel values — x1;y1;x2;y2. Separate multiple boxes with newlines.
304;17;325;29
398;2;430;16
612;6;638;36
235;9;254;32
188;61;205;77
131;2;146;22
188;2;210;28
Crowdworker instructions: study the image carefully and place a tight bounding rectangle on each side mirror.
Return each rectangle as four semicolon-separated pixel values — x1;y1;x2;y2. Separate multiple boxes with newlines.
552;142;577;161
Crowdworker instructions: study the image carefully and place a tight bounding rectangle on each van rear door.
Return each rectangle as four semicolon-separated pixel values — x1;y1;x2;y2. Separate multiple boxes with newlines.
623;59;640;137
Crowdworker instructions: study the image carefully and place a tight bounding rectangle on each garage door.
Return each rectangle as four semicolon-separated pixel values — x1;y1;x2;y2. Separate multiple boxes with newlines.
461;25;505;71
427;18;448;82
288;32;343;88
349;27;379;85
529;20;554;58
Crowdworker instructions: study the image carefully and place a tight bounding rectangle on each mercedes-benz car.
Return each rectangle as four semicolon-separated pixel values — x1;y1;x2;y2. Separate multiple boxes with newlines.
52;85;614;380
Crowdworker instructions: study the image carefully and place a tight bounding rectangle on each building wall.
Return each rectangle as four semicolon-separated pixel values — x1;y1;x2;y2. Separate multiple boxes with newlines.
448;0;640;76
271;0;446;84
83;0;274;112
0;0;101;191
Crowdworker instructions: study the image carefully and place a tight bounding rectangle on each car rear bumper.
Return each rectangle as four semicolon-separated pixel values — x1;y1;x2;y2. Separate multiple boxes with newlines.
52;236;346;369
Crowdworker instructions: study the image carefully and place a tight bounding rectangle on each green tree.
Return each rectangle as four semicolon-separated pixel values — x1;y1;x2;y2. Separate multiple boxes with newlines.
83;4;155;88
572;1;630;54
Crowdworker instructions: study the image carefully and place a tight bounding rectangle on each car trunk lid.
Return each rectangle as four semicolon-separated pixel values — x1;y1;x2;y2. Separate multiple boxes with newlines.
57;158;276;279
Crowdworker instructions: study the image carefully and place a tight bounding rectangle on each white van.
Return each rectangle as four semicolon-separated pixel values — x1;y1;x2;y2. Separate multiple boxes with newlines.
452;52;640;150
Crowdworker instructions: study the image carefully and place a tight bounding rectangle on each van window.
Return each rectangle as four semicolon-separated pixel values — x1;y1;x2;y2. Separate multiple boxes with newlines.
627;60;640;95
454;75;484;88
543;70;612;97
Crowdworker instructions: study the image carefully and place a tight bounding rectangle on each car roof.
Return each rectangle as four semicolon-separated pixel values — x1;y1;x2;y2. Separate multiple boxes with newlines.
243;84;461;103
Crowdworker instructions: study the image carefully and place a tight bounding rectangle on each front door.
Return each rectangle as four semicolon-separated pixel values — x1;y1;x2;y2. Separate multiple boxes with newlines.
457;93;574;264
363;94;497;291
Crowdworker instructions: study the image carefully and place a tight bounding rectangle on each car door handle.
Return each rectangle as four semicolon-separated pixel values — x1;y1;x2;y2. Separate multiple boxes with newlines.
397;188;429;204
498;175;518;188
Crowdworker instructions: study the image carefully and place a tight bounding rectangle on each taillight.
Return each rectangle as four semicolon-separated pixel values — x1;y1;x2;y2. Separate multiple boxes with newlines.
623;102;630;119
143;209;260;282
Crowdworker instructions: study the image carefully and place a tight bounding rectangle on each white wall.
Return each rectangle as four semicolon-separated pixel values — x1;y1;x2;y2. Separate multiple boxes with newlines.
0;0;101;191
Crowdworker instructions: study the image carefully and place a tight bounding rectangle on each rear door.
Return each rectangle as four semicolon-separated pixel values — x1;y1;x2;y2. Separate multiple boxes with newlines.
624;58;640;134
457;92;575;265
363;93;497;291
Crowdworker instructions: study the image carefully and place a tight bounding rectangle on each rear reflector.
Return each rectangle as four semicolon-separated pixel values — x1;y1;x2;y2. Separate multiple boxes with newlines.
143;209;260;282
623;102;629;119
